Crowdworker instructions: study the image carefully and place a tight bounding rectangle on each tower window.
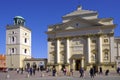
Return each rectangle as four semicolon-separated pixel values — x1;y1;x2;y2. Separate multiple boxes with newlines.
12;37;14;42
24;49;27;53
25;38;27;43
25;33;27;35
12;48;14;53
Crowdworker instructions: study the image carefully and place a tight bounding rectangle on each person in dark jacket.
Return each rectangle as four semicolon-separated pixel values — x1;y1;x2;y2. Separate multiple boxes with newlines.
52;67;56;76
105;69;109;76
99;67;103;74
30;67;32;76
90;68;94;78
79;67;84;78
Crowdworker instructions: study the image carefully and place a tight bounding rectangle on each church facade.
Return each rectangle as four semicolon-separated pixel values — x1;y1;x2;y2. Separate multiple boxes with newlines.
46;6;120;71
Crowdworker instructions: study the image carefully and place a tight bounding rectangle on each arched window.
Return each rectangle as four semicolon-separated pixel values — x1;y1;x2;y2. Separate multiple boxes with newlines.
91;49;96;61
91;53;95;61
12;48;14;53
24;49;27;53
12;37;14;42
11;36;16;44
103;49;109;60
25;38;27;43
104;52;109;60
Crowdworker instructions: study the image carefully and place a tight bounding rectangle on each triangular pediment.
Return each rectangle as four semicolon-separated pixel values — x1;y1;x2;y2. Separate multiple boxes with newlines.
49;17;103;32
61;17;103;30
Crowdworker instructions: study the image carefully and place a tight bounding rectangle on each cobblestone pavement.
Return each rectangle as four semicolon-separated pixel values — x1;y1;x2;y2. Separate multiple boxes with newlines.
0;70;120;80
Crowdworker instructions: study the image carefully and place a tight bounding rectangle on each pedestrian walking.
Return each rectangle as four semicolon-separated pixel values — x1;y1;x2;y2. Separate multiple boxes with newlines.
90;68;94;78
117;67;120;74
17;68;19;74
21;67;23;74
99;67;103;74
79;67;84;78
63;68;67;76
105;69;109;76
52;67;56;76
33;68;36;75
30;67;33;76
70;68;73;76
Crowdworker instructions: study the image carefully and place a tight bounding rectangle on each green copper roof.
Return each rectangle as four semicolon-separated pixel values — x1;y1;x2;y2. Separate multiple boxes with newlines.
14;16;24;19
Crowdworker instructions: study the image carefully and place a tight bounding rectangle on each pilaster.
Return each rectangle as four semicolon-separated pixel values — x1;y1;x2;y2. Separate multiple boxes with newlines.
73;60;75;70
81;57;84;68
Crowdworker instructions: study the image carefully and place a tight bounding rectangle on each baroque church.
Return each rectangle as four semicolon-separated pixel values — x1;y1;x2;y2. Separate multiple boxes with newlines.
46;6;120;71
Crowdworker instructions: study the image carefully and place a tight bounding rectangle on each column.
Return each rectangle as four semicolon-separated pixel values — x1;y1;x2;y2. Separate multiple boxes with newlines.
66;38;70;63
57;38;60;63
81;57;84;68
87;37;91;63
99;36;102;63
48;41;51;63
73;60;75;70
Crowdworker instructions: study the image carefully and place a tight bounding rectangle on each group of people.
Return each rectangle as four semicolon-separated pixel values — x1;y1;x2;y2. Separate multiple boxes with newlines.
15;66;119;78
51;67;73;77
51;66;111;78
79;66;111;78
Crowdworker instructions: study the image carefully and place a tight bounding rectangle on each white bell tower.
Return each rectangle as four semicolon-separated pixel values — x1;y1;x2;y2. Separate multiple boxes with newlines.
6;16;31;69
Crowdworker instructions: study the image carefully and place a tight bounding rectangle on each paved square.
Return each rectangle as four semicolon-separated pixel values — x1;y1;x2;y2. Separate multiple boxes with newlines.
0;70;120;80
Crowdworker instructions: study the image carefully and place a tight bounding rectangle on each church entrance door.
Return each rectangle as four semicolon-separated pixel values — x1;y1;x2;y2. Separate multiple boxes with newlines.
75;59;81;70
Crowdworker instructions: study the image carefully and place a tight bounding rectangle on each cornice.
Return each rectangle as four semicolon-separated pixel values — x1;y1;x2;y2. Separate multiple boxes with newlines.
6;25;31;31
47;24;116;34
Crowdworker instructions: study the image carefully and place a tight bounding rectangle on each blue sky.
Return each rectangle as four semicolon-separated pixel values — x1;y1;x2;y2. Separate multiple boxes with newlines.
0;0;120;58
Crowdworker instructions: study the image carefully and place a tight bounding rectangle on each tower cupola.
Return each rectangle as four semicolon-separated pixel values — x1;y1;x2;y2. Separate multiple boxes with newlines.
14;16;25;26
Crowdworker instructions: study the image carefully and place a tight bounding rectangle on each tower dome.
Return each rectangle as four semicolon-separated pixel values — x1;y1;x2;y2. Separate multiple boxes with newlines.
14;16;24;19
14;16;25;26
